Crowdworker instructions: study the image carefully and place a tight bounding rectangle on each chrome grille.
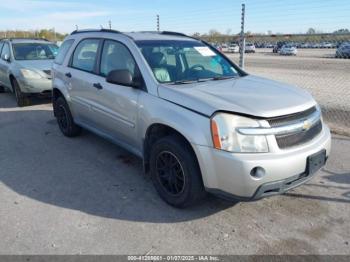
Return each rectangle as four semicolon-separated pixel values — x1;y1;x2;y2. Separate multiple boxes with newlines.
268;106;317;127
267;106;322;149
275;120;322;149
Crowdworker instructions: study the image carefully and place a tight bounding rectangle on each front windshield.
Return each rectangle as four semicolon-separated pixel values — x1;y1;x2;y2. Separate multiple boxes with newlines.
12;43;58;60
136;40;239;84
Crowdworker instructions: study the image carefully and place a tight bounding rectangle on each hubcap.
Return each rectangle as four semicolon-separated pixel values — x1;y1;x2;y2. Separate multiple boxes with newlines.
57;104;68;130
156;151;185;195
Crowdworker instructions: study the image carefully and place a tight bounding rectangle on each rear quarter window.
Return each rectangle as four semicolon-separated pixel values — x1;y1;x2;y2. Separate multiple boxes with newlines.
54;39;74;65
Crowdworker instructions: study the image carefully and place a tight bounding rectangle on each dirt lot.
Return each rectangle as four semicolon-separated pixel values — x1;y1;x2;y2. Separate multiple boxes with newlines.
0;93;349;255
227;49;350;132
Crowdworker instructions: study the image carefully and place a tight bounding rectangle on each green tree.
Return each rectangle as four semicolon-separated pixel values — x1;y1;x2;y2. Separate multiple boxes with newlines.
306;28;316;34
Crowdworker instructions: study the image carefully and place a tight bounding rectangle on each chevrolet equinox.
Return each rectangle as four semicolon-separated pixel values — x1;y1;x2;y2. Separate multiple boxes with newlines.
52;29;331;207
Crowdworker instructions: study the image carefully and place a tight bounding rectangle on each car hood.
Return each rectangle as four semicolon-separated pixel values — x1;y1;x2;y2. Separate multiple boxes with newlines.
158;75;316;118
14;60;53;71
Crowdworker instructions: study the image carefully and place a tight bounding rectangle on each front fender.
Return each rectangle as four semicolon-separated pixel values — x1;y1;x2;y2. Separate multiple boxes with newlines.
138;93;212;148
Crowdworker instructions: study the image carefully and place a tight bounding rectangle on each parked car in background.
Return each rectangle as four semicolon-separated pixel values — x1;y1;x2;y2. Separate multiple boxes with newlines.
227;43;239;53
221;44;228;52
321;42;335;49
212;44;222;52
279;45;298;56
335;43;350;58
52;29;331;207
245;43;256;53
300;43;311;48
0;38;58;106
273;41;287;53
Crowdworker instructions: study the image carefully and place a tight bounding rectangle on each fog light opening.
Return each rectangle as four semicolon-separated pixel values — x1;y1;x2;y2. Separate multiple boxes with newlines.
250;167;266;179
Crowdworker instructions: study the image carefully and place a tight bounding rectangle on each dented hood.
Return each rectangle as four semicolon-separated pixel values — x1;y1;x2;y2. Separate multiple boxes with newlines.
158;75;316;118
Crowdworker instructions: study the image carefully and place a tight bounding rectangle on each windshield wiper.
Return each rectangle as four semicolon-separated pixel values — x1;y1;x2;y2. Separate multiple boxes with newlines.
171;76;235;85
172;79;210;85
212;76;236;81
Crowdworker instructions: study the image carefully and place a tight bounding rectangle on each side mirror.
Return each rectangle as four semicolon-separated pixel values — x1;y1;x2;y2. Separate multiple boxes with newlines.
2;54;10;62
106;69;139;88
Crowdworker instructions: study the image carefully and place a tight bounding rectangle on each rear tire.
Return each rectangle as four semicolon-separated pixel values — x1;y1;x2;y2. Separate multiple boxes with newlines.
12;78;31;107
150;135;206;208
0;86;4;93
55;96;81;137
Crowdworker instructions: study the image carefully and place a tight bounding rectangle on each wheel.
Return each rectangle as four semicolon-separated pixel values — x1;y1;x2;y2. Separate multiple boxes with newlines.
12;78;31;107
0;86;4;93
150;135;205;208
54;96;81;137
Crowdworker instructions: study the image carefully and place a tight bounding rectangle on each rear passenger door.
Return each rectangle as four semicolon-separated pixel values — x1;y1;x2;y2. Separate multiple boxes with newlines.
67;38;102;124
91;39;142;150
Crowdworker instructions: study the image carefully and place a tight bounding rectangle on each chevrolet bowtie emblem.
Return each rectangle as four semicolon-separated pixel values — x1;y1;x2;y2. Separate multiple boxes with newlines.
302;120;312;131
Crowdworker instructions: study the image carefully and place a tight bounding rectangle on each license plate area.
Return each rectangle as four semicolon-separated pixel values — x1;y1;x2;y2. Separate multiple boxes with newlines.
307;149;326;175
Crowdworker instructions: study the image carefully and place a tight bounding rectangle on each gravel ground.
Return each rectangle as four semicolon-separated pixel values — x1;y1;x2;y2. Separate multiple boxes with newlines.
0;93;349;255
227;49;350;133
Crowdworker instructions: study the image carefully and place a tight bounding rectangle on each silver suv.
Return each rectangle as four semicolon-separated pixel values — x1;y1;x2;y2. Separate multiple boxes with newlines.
52;29;331;207
0;38;58;106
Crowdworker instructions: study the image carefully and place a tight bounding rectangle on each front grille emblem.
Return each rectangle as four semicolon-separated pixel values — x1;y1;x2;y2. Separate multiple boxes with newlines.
302;119;312;131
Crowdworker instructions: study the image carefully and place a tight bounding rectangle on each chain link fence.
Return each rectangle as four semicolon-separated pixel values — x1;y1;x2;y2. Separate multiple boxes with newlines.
199;33;350;134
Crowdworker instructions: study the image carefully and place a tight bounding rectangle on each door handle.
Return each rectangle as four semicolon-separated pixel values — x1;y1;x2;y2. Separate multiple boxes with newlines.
93;83;103;90
65;72;72;78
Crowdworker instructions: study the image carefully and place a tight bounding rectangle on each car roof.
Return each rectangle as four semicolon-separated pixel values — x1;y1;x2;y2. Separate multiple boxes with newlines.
125;32;198;42
69;29;200;42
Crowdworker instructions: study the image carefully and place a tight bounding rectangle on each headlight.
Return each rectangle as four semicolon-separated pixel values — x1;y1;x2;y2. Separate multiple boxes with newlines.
20;69;43;79
211;113;269;153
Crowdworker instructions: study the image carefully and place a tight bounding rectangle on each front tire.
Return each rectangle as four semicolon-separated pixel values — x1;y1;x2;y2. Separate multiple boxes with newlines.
55;96;81;137
150;135;205;208
12;78;31;107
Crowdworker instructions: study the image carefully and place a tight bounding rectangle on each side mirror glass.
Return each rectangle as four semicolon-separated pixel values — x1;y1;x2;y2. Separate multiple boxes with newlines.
106;69;139;88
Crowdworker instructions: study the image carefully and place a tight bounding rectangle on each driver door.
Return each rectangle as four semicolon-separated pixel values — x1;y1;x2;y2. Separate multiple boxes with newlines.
89;39;142;150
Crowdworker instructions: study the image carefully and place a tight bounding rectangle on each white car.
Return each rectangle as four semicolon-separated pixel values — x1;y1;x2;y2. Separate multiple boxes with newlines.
322;42;335;48
245;43;256;53
279;45;297;56
221;44;228;52
228;44;239;53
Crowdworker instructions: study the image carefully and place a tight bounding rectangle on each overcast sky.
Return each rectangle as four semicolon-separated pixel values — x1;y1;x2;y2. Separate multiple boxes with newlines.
0;0;349;34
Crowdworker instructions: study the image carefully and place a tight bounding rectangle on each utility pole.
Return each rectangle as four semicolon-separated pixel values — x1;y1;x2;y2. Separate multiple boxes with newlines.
157;14;160;32
108;20;112;29
239;3;245;69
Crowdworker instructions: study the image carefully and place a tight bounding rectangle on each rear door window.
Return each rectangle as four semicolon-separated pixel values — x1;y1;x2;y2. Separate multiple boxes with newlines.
71;39;99;72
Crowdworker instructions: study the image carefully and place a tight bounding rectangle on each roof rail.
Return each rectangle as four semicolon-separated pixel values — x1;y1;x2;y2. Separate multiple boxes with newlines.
160;31;188;37
70;29;122;35
6;37;50;42
160;31;202;42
